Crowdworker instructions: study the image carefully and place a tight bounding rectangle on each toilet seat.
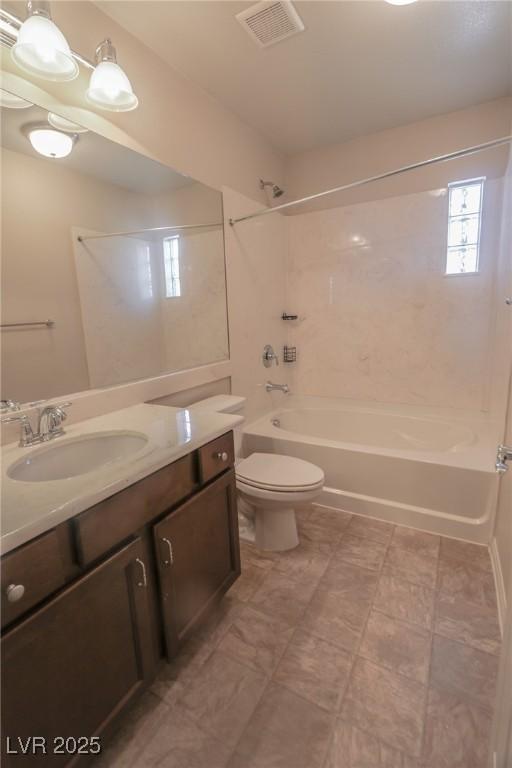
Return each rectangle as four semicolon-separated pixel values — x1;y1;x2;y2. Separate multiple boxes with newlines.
236;453;324;493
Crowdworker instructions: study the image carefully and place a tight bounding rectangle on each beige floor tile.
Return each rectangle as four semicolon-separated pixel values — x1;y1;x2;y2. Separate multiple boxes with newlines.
422;685;492;768
298;519;344;550
359;610;431;683
299;585;371;653
177;650;267;748
437;557;497;609
95;691;171;768
299;562;378;652
335;534;388;571
392;527;440;559
272;541;332;583
273;629;353;711
345;516;395;544
340;658;426;758
383;545;438;589
374;574;435;629
309;506;353;533
136;706;232;768
228;683;333;768
321;558;380;599
229;561;271;603
217;604;294;676
249;568;317;625
435;593;501;656
325;719;425;768
430;635;499;712
439;539;492;572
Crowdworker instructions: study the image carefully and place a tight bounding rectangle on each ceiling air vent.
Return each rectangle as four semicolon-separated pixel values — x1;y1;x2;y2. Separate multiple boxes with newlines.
236;1;305;48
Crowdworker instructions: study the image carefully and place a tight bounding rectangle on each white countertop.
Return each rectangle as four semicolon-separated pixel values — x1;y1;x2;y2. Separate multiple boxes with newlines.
1;403;242;555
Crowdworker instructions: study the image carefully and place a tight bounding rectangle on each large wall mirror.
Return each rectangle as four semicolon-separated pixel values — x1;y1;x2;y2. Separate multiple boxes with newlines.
1;93;229;405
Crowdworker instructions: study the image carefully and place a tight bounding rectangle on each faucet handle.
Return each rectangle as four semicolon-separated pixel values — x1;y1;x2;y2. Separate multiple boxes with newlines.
1;413;28;424
1;413;35;447
1;399;20;413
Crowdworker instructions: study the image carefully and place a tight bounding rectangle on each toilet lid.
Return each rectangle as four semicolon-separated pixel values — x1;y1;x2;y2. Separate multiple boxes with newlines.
236;453;324;491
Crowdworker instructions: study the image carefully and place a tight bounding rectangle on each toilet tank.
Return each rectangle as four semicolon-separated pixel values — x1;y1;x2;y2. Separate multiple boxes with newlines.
188;395;246;458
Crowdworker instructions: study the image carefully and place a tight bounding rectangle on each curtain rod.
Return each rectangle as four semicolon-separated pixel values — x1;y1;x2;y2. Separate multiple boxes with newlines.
77;222;223;242
229;135;512;226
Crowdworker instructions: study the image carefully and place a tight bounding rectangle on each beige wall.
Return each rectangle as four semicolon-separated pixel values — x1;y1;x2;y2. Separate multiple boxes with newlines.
285;98;512;213
286;178;504;411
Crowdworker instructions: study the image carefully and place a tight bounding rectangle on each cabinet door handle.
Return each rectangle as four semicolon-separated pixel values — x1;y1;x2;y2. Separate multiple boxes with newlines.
162;537;174;566
6;583;25;603
135;558;147;588
214;451;229;462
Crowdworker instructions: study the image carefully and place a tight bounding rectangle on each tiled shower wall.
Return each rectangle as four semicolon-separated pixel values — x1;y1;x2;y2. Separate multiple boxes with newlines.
285;179;504;412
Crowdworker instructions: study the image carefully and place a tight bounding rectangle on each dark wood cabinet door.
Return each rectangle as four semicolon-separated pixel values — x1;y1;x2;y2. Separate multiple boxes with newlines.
1;538;155;767
154;469;240;657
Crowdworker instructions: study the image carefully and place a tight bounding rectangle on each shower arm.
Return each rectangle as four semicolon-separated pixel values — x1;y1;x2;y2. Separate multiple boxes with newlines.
231;135;512;225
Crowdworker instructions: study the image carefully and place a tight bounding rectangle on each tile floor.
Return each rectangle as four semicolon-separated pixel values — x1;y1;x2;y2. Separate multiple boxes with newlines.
98;507;502;768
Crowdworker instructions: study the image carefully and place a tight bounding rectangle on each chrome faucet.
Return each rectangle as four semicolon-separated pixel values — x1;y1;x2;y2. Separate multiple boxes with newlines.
38;403;71;441
265;381;289;394
1;402;71;447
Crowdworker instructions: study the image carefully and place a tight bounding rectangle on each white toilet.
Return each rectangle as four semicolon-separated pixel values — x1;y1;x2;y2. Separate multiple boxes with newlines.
188;395;325;551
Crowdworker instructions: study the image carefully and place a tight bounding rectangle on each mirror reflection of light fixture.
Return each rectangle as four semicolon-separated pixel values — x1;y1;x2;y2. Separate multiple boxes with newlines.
48;112;89;133
384;0;417;4
86;39;138;112
11;1;79;82
24;124;78;158
0;89;32;109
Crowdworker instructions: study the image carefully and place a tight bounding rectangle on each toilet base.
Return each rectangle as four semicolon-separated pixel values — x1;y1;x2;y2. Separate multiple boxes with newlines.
255;506;299;551
237;495;299;551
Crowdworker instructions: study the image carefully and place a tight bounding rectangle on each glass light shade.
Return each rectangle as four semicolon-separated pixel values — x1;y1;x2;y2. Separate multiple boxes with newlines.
48;112;88;133
86;61;138;112
28;128;74;158
0;89;32;109
11;14;78;81
385;0;417;4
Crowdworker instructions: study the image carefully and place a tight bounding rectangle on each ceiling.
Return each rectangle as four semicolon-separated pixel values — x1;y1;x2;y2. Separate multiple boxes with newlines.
1;103;193;195
97;0;512;155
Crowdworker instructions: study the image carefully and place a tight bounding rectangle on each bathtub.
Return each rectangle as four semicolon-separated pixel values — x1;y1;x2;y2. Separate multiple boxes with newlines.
243;395;500;544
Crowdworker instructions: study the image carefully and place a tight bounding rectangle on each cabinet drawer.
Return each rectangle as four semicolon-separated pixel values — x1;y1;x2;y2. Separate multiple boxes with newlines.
1;529;66;627
74;454;197;566
198;432;234;484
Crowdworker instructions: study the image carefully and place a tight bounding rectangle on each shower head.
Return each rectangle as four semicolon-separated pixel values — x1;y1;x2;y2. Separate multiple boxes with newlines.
260;179;285;198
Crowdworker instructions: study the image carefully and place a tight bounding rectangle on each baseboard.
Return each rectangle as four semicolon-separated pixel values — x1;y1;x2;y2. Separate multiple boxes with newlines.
490;536;507;636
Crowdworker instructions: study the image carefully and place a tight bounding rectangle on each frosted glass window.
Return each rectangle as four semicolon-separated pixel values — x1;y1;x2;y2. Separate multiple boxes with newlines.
446;178;484;275
163;236;181;298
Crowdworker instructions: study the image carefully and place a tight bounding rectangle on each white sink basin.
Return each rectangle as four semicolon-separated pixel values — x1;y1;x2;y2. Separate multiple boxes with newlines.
8;431;149;482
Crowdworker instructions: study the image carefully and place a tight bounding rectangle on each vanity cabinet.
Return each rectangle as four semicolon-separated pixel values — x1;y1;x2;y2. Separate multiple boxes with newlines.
154;468;240;656
1;431;239;766
2;538;154;767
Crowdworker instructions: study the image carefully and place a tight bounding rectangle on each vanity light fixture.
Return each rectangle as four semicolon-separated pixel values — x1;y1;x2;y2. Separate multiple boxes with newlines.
47;112;89;133
86;39;138;112
384;0;418;4
1;5;138;113
25;124;78;158
0;89;32;109
11;0;78;82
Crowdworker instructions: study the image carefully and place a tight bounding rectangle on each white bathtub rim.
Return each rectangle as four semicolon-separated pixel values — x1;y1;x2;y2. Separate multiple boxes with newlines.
245;404;498;474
